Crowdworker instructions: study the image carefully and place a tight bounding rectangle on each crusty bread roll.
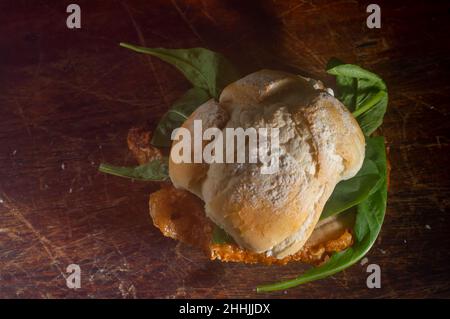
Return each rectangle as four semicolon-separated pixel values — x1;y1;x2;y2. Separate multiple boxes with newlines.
169;70;365;258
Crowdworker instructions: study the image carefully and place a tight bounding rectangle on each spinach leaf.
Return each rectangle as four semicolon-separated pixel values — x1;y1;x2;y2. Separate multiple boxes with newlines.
320;151;380;220
326;59;388;136
120;43;240;99
151;87;210;147
98;158;169;181
257;137;387;292
353;137;388;241
211;226;236;244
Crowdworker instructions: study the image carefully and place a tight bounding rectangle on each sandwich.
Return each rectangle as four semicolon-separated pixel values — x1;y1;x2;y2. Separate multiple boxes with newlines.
99;43;389;291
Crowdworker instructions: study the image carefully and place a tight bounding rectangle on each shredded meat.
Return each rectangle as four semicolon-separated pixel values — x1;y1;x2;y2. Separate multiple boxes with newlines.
149;184;214;251
127;127;163;165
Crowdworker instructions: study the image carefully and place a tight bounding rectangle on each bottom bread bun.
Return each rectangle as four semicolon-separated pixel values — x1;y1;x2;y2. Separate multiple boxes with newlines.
149;185;354;265
128;126;354;266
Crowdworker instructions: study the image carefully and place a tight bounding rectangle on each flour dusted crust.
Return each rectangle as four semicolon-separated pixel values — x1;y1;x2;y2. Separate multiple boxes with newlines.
168;100;229;198
169;70;365;258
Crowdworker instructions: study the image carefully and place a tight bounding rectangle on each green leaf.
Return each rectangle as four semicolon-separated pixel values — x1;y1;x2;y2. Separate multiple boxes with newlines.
211;226;235;244
327;58;357;110
151;87;210;147
320;147;381;220
98;158;169;181
357;93;388;136
354;137;387;242
327;63;386;90
257;137;387;292
326;60;388;135
120;43;240;99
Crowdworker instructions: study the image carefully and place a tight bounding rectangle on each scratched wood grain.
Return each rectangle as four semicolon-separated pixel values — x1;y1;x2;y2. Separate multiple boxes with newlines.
0;0;449;298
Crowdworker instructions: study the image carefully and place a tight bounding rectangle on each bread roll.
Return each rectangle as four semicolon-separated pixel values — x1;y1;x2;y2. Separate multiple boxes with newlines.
169;70;365;258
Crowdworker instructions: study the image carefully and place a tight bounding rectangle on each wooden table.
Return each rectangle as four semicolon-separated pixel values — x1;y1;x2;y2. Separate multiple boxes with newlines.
1;0;449;298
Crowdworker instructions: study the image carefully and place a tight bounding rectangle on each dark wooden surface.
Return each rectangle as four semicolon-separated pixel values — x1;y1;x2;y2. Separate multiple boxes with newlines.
1;0;449;299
